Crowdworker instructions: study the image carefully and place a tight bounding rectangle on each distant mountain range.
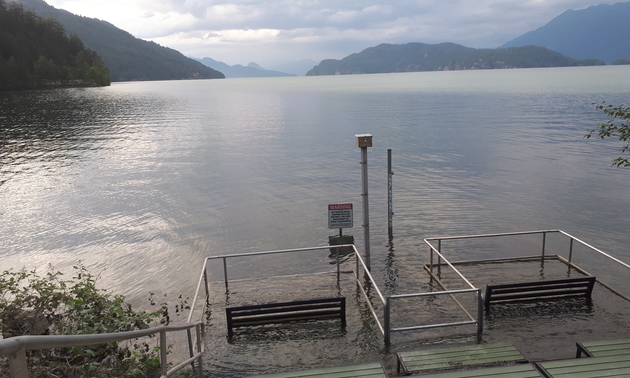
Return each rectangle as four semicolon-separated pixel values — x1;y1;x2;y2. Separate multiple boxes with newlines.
197;58;294;78
14;0;224;81
306;43;603;75
501;1;630;64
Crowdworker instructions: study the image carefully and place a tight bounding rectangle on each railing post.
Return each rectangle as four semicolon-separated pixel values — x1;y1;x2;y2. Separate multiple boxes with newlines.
384;297;391;347
477;288;484;343
569;238;574;262
542;232;546;258
430;245;433;273
9;347;29;378
196;324;204;378
437;239;442;273
336;246;341;281
203;261;210;299
222;257;229;291
160;330;168;377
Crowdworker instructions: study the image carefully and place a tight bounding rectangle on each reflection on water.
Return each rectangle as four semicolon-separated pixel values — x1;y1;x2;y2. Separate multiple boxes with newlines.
1;67;630;374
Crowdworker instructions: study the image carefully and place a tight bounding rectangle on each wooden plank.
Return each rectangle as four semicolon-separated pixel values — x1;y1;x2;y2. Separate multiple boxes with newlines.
578;339;630;357
537;354;630;378
414;364;541;377
398;342;527;373
246;362;386;377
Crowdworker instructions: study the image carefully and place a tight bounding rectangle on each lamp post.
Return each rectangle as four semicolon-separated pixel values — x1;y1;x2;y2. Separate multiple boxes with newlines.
355;134;372;271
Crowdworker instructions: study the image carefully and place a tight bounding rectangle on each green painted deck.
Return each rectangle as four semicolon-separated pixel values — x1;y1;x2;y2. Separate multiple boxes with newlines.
397;342;527;373
408;363;542;377
246;362;386;377
576;338;630;358
536;354;630;377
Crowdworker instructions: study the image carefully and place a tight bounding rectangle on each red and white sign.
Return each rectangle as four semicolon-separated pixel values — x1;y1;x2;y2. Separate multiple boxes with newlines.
328;203;353;228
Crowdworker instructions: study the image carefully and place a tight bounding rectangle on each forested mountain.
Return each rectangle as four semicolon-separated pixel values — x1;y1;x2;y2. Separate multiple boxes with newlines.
197;58;294;78
14;0;224;81
306;43;604;76
0;0;110;89
501;1;630;64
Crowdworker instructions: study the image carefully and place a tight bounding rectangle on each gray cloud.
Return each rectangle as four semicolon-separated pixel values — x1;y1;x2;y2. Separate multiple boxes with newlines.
46;0;618;69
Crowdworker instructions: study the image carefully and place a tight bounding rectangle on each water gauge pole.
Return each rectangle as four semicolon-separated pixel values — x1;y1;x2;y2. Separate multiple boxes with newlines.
387;148;393;239
356;134;372;271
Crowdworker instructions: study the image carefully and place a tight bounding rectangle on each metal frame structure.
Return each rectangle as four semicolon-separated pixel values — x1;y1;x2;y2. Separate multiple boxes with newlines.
0;322;205;378
424;229;630;302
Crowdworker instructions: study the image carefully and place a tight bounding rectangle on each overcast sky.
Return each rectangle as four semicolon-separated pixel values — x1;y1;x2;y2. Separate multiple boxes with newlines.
45;0;618;69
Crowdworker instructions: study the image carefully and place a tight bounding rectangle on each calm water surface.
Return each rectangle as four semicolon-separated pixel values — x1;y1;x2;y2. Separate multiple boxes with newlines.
1;66;630;372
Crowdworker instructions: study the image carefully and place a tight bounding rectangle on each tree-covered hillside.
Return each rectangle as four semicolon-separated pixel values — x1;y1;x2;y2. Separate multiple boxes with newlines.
307;43;604;75
501;2;630;64
16;0;224;82
0;0;109;89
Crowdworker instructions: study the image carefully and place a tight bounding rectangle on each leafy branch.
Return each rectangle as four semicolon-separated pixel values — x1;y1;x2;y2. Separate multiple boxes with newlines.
586;102;630;167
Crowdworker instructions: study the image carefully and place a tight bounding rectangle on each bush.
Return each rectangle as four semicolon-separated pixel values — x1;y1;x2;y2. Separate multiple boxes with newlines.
0;264;169;377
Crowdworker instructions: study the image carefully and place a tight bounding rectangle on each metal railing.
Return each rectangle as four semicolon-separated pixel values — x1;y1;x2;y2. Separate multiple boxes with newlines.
0;322;205;378
189;244;485;347
352;244;483;347
424;229;630;310
187;244;353;323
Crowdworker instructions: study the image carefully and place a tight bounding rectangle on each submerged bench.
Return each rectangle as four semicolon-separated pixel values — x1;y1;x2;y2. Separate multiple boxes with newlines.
484;276;596;310
396;342;527;374
226;297;346;332
576;338;630;358
536;354;630;377
246;362;386;378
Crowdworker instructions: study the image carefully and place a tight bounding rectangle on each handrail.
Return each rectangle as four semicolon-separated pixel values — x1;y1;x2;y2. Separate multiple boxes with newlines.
424;242;476;290
187;245;352;325
424;229;560;241
0;322;204;378
558;230;630;270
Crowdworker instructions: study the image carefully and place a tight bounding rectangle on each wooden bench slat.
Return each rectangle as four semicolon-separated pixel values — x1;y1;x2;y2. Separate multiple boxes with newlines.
537;354;630;377
576;338;630;358
414;363;541;377
398;342;527;373
246;362;386;377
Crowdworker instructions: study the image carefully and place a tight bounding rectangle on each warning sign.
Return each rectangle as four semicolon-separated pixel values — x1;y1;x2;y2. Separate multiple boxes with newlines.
328;203;353;229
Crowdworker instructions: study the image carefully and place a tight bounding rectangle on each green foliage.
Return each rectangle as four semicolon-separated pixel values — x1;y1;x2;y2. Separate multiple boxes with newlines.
0;264;168;377
0;0;110;90
586;102;630;167
16;0;224;82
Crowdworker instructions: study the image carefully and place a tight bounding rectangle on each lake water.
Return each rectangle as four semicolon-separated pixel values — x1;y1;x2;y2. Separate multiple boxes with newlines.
2;66;630;373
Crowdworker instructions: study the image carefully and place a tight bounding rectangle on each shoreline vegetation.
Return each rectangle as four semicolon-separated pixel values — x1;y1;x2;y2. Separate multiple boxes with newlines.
0;0;110;91
0;265;177;377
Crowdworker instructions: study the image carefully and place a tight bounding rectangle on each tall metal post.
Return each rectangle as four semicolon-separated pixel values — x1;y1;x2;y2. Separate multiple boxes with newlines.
387;149;393;239
356;134;372;271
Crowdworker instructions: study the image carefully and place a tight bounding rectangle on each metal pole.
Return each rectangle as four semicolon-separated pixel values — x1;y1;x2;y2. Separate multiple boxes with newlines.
9;348;28;378
384;297;391;347
477;288;484;343
361;145;371;271
569;238;574;262
222;257;228;291
160;330;168;377
387;149;393;239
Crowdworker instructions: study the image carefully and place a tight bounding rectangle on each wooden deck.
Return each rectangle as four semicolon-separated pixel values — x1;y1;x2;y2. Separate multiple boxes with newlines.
397;342;527;374
246;362;386;377
536;354;630;377
407;363;542;377
576;338;630;358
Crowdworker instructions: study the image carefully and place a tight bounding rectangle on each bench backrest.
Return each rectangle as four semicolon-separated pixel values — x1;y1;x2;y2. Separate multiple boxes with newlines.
485;276;596;309
226;297;346;332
